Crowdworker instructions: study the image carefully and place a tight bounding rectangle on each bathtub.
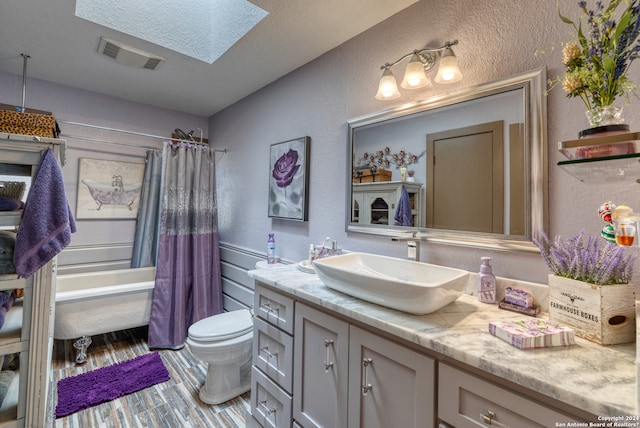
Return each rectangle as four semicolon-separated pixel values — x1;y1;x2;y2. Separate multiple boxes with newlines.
54;267;155;341
81;179;142;210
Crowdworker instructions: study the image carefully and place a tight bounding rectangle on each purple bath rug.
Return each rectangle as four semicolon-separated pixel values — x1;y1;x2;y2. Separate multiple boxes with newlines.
55;352;170;418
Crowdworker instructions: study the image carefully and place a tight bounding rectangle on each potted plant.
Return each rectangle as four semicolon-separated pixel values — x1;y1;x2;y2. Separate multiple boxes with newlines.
546;0;640;129
533;231;636;345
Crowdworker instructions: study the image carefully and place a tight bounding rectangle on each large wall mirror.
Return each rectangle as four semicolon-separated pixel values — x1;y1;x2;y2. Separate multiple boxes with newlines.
346;68;547;252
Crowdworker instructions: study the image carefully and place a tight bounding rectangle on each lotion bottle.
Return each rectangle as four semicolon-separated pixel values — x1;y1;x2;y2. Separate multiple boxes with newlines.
478;257;496;303
267;233;276;264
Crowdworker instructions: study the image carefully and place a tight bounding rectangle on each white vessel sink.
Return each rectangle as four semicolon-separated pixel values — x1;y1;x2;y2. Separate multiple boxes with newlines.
313;252;469;315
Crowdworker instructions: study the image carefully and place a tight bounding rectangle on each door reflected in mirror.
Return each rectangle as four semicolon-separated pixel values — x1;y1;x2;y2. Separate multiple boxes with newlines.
346;68;547;252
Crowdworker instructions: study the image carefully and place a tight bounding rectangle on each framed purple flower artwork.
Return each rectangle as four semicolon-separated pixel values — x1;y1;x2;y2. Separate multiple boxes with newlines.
268;136;310;221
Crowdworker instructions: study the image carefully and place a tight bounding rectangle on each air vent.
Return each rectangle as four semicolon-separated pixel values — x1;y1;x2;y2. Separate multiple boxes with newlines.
97;37;165;70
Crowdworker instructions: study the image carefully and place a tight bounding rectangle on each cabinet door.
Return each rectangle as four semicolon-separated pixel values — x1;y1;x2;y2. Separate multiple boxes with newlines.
438;362;584;427
293;303;349;428
364;191;394;225
352;192;364;223
348;326;435;428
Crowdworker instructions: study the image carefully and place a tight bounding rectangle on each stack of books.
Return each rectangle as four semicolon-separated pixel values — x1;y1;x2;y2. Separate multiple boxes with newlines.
488;319;576;349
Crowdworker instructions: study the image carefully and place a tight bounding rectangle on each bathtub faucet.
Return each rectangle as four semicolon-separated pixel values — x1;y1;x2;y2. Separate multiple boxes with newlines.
111;175;124;192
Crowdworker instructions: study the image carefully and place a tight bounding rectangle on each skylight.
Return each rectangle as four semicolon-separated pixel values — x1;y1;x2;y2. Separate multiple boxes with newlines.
75;0;268;64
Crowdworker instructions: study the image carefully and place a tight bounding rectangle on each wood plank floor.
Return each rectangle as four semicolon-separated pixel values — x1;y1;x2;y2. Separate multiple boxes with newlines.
49;327;250;427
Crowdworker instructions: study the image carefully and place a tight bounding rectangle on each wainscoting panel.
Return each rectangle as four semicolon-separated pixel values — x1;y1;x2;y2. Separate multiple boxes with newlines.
57;243;134;274
219;242;263;312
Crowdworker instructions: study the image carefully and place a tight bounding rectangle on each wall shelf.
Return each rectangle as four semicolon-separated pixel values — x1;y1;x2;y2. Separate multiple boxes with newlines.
557;132;640;183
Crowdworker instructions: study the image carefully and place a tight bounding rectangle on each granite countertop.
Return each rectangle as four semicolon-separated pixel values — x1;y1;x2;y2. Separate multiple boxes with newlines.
248;264;637;418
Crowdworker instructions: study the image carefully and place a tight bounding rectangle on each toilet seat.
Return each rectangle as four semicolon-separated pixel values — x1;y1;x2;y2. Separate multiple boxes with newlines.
188;309;253;341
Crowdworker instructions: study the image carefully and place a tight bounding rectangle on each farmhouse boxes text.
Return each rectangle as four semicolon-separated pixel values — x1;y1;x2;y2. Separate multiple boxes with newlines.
548;274;635;345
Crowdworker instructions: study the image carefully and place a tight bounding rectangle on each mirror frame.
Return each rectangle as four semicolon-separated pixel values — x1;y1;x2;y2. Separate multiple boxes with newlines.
345;68;548;253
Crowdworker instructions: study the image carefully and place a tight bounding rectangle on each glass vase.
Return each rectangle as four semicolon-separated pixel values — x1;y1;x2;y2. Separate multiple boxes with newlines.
585;105;624;128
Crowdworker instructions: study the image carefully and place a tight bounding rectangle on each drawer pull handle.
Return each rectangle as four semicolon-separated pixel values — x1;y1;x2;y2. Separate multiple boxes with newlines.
480;411;509;428
260;346;278;360
324;339;334;371
260;303;280;317
259;399;277;416
361;358;373;395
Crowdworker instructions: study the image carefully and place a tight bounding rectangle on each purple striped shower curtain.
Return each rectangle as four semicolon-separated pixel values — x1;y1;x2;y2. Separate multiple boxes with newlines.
148;142;223;349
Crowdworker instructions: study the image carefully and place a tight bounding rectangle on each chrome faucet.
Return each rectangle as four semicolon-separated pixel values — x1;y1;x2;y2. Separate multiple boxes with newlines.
392;231;421;261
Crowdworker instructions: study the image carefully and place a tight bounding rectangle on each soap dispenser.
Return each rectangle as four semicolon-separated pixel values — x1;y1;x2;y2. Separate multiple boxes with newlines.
478;257;496;303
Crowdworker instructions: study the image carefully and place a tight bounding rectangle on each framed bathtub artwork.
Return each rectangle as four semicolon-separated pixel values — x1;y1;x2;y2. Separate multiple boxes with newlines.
76;158;145;220
268;136;310;221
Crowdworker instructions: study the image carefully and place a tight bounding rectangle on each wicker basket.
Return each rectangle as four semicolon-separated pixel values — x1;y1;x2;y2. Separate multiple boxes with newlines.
0;181;26;200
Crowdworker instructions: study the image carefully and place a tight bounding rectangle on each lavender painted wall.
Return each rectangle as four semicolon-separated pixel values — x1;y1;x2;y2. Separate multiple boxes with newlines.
0;71;208;246
208;0;640;284
1;0;637;284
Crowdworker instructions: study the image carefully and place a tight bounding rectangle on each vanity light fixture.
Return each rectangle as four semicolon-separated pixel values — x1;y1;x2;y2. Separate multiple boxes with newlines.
375;40;463;100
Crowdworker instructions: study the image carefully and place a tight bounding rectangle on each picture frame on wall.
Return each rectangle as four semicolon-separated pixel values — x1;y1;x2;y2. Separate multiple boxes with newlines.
268;136;310;221
76;158;145;220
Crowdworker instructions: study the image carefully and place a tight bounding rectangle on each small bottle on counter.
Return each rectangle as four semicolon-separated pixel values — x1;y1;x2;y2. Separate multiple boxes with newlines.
267;233;276;264
478;257;496;303
308;244;315;263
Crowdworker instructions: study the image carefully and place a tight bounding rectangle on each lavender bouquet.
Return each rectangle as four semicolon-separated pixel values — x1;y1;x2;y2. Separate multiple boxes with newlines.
533;231;635;285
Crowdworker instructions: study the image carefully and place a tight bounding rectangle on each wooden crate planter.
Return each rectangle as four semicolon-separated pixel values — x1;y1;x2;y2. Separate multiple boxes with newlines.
548;274;636;345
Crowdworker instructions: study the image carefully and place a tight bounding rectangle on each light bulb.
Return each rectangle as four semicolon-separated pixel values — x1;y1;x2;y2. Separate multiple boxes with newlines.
401;54;431;89
435;48;463;84
375;68;401;100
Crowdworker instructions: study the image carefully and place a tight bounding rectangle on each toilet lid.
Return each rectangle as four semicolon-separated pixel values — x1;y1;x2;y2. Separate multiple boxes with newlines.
188;309;253;341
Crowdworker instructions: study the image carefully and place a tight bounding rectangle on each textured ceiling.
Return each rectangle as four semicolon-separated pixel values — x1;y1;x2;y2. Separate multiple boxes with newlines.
75;0;268;64
0;0;418;116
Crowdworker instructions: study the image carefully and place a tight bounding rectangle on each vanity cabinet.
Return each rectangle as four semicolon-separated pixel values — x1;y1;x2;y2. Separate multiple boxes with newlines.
251;284;295;428
0;134;64;427
352;181;422;226
293;302;435;428
251;278;600;428
438;363;582;427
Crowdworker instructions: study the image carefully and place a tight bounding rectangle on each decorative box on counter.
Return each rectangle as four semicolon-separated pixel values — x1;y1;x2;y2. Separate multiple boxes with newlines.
352;169;392;183
548;274;636;345
488;319;576;349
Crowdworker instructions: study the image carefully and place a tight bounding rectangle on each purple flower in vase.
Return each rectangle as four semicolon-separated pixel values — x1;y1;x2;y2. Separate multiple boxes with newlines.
272;149;300;188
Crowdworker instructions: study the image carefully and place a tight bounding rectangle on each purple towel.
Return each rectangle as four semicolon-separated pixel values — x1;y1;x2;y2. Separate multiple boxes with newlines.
394;185;413;227
13;149;76;278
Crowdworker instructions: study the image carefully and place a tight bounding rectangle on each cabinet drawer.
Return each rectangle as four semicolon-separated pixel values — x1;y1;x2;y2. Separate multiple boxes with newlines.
255;284;295;335
438;362;582;427
253;316;294;393
251;366;292;428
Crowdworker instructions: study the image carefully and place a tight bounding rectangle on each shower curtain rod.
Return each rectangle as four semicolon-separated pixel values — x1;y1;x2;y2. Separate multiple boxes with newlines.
57;119;227;153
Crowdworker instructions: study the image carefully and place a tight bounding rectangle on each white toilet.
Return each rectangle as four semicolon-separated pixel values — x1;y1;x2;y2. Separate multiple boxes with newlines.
186;309;253;405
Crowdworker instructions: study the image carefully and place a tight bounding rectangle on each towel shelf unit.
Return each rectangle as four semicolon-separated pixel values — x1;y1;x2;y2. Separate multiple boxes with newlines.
351;181;422;227
0;132;65;427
